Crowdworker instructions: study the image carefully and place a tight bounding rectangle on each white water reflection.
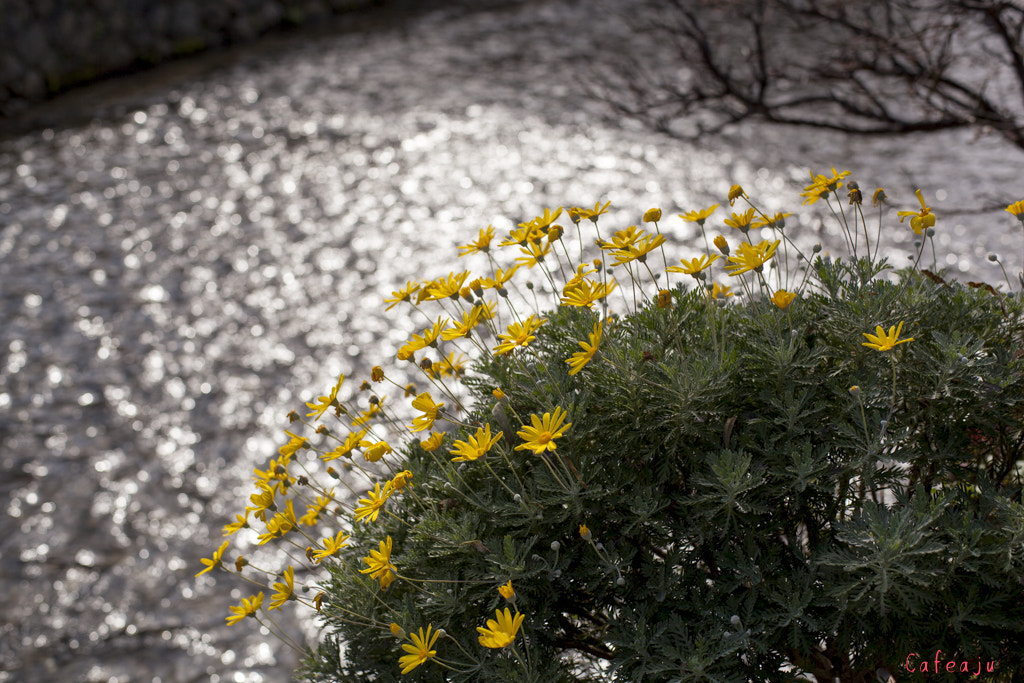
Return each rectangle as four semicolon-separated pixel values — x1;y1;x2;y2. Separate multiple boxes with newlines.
1;0;1023;680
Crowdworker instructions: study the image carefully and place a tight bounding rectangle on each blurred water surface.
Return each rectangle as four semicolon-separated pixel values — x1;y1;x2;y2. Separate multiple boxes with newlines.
2;0;1023;680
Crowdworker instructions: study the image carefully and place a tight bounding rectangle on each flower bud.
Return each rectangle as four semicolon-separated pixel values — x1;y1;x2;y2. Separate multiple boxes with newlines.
643;208;662;223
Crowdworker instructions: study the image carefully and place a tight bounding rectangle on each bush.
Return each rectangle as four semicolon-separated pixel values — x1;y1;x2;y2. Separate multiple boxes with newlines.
199;175;1024;682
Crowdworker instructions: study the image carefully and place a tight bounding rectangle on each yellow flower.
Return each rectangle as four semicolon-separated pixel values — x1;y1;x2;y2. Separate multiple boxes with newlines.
355;483;393;524
322;429;371;461
680;204;719;225
458;225;496;256
575;200;611;223
223;511;249;536
515;407;572;454
352;398;384;427
360;536;397;590
257;499;297;545
226;592;263;625
371;366;385;382
1006;200;1024;221
450;423;504;462
248;482;276;521
427;351;469;380
515;239;553;268
728;185;746;206
579;524;592;540
411;392;444;433
196;540;229;577
312;530;351;562
610;233;665;266
424;271;471;301
480;266;519;291
399;624;440;674
724;208;756;233
872;188;887;207
305;373;344;419
279;429;308;458
526;207;563;230
390;470;413;491
561;278;617;308
441;307;484;341
666;254;718;276
566;322;602;376
494;315;546;355
752;212;790;230
897;189;936;235
493;387;506;400
500;222;546;247
391;622;405;638
300;493;332;526
713;235;730;255
498;580;515;601
364;441;393;462
862;321;914;352
643;207;662;223
771;290;797;309
800;167;850;205
709;282;735;299
420;432;444;452
268;566;294;610
657;289;673;309
725;239;780;276
604;225;644;250
477;608;525;649
384;281;420;310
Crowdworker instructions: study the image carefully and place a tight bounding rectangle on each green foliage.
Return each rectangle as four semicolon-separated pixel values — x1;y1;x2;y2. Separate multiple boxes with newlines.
302;258;1024;681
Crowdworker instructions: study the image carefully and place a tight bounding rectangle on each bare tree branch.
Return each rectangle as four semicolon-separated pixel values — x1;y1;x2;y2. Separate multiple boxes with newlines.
592;0;1024;148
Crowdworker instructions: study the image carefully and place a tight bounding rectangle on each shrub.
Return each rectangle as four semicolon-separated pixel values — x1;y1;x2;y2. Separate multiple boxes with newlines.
198;174;1024;682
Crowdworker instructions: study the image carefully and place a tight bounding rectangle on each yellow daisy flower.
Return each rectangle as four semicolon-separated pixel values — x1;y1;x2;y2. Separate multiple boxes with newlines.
477;608;525;649
680;204;719;225
268;566;294;610
897;189;936;235
305;373;344;419
771;290;797;309
566;321;602;376
384;281;420;310
360;536;397;590
312;530;350;562
862;321;914;352
420;432;445;452
458;225;496;256
724;208;756;233
410;393;444;433
354;483;393;524
1006;200;1024;221
515;407;571;454
449;423;503;462
226;592;263;625
725;239;780;276
493;315;546;356
399;624;440;674
666;254;718;276
195;540;229;577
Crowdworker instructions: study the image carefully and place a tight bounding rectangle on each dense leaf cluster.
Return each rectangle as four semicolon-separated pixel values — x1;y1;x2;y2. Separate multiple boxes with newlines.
303;260;1024;682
